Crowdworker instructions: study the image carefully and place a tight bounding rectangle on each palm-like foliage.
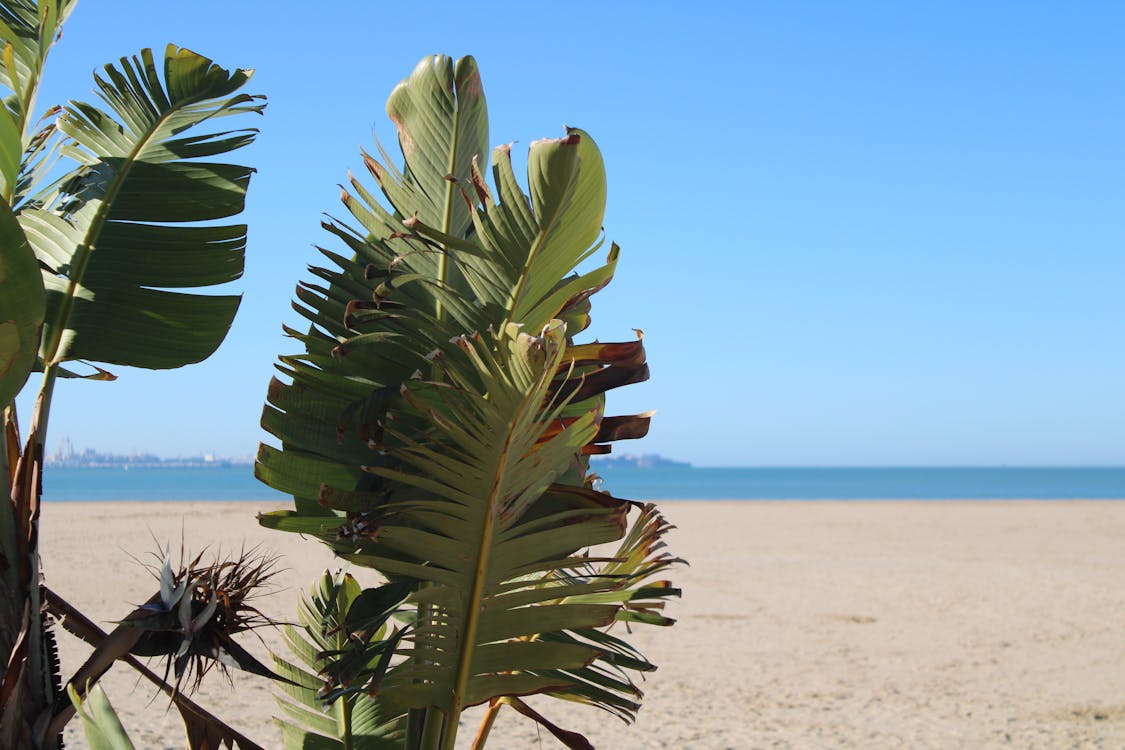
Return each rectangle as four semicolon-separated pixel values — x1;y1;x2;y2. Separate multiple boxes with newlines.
0;6;265;745
273;572;406;750
28;45;262;371
258;55;679;749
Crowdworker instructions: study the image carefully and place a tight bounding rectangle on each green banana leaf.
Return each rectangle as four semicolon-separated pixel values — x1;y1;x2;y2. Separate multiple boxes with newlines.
0;0;78;205
0;0;77;406
0;196;41;406
23;45;264;370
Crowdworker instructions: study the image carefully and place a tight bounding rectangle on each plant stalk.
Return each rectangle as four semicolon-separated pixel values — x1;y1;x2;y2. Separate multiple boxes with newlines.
38;624;143;741
1;405;12;496
15;365;60;746
0;406;14;573
338;695;354;750
405;708;425;749
469;699;502;750
419;707;445;750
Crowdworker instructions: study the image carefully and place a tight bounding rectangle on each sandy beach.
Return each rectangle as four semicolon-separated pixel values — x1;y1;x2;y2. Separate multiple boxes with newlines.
38;500;1125;749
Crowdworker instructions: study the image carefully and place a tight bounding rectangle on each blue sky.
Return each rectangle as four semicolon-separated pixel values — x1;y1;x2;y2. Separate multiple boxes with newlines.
15;1;1124;467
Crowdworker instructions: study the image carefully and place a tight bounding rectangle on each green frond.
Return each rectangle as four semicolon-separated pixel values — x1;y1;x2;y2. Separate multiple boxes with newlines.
272;571;406;750
22;45;264;370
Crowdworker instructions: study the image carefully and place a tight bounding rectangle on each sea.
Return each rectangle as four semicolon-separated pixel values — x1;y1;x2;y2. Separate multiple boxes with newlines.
38;465;1125;502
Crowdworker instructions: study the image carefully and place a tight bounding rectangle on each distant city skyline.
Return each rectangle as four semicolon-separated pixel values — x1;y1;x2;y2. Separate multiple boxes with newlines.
46;437;683;469
44;438;1123;470
48;436;253;467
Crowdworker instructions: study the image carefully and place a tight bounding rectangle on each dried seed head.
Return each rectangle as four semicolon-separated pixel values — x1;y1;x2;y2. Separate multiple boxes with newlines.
125;545;284;694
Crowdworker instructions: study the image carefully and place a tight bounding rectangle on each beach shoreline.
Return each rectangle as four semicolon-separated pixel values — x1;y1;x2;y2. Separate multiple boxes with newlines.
41;500;1125;749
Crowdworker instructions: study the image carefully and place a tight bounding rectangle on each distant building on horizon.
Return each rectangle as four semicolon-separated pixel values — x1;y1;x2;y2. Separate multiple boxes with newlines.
55;435;76;463
591;453;691;469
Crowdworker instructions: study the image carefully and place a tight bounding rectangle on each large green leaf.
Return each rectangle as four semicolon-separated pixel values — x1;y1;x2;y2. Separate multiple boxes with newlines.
262;324;673;738
0;196;41;405
397;126;611;332
528;502;682;720
0;0;77;204
384;54;487;241
345;324;622;717
0;0;77;405
25;45;263;369
264;326;609;697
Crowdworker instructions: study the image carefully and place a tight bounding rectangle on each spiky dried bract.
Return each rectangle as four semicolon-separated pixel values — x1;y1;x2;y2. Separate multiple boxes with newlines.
124;546;282;694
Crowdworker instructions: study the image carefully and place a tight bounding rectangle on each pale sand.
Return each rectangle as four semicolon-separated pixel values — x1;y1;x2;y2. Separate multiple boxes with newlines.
38;500;1125;750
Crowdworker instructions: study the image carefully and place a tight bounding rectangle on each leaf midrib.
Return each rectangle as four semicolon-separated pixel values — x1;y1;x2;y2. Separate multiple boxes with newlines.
434;83;463;325
500;152;579;333
440;378;543;750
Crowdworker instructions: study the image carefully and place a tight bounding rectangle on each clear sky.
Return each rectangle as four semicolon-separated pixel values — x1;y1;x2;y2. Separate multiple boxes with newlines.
14;1;1124;467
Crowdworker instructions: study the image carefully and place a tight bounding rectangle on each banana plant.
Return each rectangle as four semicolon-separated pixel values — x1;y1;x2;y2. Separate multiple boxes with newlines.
0;2;267;747
258;55;681;750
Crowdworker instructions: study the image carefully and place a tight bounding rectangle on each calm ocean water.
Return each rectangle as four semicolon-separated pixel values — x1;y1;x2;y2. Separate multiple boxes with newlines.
39;465;1125;502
